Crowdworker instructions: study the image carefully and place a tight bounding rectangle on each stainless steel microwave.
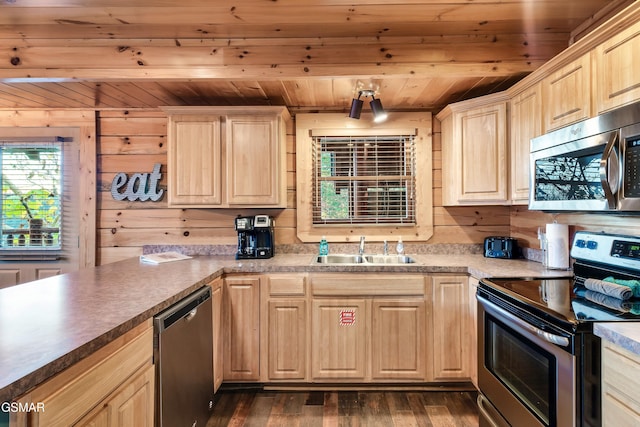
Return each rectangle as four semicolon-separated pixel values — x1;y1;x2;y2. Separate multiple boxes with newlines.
530;101;640;212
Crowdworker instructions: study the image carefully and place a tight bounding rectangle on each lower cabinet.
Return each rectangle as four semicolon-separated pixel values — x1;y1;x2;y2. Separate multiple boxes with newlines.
371;299;427;380
309;273;429;382
223;272;473;385
263;274;308;381
311;298;368;380
267;298;307;380
223;275;261;381
11;320;154;427
602;339;640;425
210;277;224;392
432;275;472;381
75;365;154;427
468;276;480;388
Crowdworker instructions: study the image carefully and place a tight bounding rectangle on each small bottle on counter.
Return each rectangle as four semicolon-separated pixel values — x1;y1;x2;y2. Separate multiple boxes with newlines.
396;238;404;255
319;236;329;256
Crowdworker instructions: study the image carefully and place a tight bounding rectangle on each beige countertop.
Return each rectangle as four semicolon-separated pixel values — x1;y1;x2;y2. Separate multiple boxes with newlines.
0;252;568;402
594;323;640;356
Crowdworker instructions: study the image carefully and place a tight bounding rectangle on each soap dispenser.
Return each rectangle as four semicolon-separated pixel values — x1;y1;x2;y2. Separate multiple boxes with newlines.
396;238;404;255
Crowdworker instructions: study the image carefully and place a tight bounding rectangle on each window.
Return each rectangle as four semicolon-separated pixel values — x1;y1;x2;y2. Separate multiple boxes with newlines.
312;134;416;224
296;113;433;243
0;137;67;256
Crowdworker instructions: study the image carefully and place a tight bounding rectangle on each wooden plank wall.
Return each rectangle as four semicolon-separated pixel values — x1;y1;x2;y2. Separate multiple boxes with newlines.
97;111;512;264
97;110;298;264
510;207;640;249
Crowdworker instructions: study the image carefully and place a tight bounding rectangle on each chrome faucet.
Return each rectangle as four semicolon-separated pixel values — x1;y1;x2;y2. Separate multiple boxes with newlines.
359;236;366;255
383;240;388;255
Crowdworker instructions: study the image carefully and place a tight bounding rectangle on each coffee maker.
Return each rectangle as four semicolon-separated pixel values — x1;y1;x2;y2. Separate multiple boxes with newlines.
235;215;275;259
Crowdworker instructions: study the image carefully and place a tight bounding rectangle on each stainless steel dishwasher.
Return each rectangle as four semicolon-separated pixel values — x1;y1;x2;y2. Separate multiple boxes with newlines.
154;286;214;427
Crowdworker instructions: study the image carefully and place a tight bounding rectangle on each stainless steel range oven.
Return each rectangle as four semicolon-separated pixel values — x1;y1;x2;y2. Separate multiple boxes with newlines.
477;231;640;427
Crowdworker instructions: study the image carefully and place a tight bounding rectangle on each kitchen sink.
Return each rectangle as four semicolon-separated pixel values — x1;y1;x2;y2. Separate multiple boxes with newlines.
314;254;416;265
363;254;416;264
315;254;366;264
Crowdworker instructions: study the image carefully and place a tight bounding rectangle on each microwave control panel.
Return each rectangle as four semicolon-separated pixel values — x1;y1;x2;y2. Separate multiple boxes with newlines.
625;138;640;197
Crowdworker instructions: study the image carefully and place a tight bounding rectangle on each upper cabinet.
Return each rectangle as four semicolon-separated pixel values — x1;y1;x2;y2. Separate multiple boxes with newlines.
437;93;509;206
541;53;591;132
593;21;640;114
162;106;290;208
509;83;542;204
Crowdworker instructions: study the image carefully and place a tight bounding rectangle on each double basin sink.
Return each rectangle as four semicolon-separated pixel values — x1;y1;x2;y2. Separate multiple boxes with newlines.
315;254;416;265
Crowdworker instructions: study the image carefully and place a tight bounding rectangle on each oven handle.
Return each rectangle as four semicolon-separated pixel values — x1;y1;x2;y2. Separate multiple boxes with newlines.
477;394;510;427
599;130;620;210
478;294;570;348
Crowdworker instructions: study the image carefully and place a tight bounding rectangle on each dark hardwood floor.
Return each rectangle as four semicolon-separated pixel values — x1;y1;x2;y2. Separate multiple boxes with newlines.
207;389;479;427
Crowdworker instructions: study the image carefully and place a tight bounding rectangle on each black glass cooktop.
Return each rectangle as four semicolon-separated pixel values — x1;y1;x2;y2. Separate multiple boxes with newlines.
481;276;640;328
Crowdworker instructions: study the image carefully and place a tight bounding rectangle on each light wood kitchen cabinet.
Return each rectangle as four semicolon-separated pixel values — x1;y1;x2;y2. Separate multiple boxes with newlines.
210;277;224;392
223;275;261;381
509;83;542;204
311;298;368;380
593;21;640;114
541;53;591;132
432;275;471;380
162;106;290;208
309;273;428;382
75;365;154;427
468;276;480;388
371;299;426;380
602;339;640;425
11;321;154;427
437;93;509;206
264;274;307;381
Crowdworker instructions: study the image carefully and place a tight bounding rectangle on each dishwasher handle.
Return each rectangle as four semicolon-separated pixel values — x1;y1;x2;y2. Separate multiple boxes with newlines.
154;286;212;332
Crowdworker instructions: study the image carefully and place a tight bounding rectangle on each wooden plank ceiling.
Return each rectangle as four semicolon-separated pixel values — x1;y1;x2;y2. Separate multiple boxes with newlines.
0;0;632;112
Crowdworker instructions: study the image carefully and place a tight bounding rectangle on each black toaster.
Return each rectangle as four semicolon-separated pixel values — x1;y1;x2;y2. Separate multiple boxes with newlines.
484;236;520;259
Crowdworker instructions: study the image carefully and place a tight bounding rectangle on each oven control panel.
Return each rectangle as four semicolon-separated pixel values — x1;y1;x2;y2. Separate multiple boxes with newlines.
571;231;640;272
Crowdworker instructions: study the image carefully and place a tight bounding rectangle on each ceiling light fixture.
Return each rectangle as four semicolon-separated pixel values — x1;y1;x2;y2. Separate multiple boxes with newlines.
348;89;388;122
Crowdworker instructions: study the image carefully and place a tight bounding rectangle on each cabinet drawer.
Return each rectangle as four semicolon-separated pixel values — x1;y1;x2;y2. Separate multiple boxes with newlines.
603;342;640;402
310;274;425;296
268;274;306;296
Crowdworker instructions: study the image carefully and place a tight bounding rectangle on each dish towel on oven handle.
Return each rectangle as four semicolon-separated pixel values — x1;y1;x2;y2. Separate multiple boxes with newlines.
584;278;633;300
603;276;640;298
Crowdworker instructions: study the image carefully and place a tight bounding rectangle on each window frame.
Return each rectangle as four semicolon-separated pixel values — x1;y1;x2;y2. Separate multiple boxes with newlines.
296;112;433;243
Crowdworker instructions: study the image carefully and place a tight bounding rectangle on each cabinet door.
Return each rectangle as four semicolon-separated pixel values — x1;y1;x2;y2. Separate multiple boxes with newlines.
594;22;640;114
542;53;591;132
226;115;284;206
267;299;306;380
311;299;367;380
210;278;224;392
432;275;470;380
468;277;480;389
510;84;541;204
224;276;261;381
444;102;508;205
76;364;155;427
602;341;640;426
167;115;222;206
371;299;426;380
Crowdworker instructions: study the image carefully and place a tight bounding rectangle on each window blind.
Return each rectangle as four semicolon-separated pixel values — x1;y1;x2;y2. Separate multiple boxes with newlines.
312;134;416;225
0;137;71;258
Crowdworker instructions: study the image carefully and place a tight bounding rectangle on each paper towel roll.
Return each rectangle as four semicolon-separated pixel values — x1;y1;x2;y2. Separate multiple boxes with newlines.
546;223;569;269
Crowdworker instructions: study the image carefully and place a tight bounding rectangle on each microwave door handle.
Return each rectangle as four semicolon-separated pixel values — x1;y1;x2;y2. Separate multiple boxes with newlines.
599;131;620;209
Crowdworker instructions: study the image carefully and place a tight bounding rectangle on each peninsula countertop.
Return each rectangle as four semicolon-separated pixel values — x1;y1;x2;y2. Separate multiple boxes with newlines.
0;253;568;402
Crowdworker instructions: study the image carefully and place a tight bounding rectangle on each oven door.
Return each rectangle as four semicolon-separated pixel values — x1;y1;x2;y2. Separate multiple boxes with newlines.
477;293;576;427
529;130;619;211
